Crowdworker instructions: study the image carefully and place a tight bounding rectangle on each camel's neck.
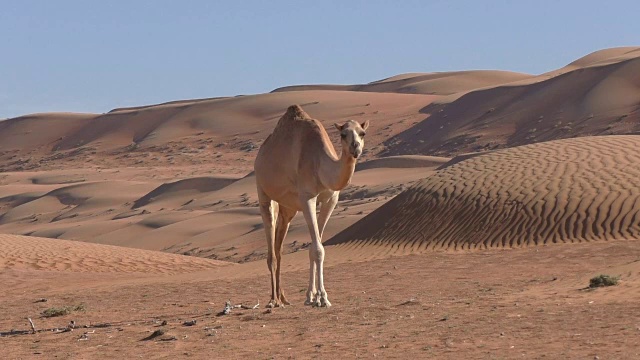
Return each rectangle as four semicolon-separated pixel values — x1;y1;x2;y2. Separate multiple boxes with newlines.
320;147;356;191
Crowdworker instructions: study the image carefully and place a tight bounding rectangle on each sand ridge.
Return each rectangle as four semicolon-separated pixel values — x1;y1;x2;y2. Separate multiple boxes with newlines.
355;155;449;171
0;234;231;274
272;70;532;95
328;135;640;250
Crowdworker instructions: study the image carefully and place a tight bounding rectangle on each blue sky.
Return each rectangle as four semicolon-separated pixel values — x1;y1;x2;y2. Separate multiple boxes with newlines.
1;0;638;118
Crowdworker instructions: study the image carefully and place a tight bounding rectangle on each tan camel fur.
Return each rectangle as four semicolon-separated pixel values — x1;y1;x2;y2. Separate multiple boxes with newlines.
254;105;369;308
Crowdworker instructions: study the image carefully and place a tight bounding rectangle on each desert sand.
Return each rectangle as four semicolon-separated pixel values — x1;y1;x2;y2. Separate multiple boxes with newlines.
2;47;640;358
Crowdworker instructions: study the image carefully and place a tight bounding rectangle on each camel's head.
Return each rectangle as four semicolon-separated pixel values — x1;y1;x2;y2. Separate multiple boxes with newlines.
334;120;370;159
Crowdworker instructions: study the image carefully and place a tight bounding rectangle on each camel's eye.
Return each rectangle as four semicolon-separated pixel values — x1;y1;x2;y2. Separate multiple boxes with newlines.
340;132;347;139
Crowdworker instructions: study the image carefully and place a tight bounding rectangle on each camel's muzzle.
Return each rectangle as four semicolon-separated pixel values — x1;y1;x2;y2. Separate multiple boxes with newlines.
351;146;362;159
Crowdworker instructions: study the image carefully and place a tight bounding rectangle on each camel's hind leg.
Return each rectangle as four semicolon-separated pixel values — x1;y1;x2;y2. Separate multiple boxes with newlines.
257;186;280;308
274;205;297;306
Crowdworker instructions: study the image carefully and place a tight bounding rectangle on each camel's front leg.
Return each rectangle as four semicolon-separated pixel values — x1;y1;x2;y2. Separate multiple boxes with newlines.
317;191;339;240
304;260;317;306
302;191;337;306
300;194;331;307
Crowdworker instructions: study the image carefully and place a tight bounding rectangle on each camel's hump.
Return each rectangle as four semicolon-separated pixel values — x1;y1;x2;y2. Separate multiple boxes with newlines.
272;104;323;136
280;105;311;122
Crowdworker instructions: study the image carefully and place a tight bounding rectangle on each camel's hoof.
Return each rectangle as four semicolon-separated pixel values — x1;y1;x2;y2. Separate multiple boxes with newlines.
304;299;314;306
311;294;331;308
312;301;331;308
305;291;317;306
267;300;282;308
280;295;291;306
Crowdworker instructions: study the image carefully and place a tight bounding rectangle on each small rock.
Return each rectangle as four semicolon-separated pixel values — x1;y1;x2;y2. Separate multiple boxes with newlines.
183;320;197;326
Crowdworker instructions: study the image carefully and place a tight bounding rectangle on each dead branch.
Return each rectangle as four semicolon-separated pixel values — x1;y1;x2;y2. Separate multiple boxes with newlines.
218;300;259;316
27;318;36;334
239;300;260;310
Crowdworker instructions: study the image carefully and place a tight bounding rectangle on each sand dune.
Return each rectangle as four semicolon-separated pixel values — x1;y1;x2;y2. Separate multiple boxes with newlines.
0;157;439;263
0;180;155;226
0;90;433;173
0;234;231;274
100;161;438;262
383;48;640;157
2;47;640;261
554;46;640;73
2;47;640;263
3;48;639;177
272;70;532;95
434;47;640;102
0;113;95;152
327;136;640;250
132;175;239;209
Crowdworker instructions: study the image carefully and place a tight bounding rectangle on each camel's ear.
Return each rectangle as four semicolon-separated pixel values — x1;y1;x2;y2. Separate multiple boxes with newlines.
361;120;370;131
334;123;343;131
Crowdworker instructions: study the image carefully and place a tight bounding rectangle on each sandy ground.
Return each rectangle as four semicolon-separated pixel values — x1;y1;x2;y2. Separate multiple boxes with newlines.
1;235;640;359
2;47;640;358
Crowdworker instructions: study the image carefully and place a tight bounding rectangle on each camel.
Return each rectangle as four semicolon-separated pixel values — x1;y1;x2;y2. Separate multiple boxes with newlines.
254;105;369;308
